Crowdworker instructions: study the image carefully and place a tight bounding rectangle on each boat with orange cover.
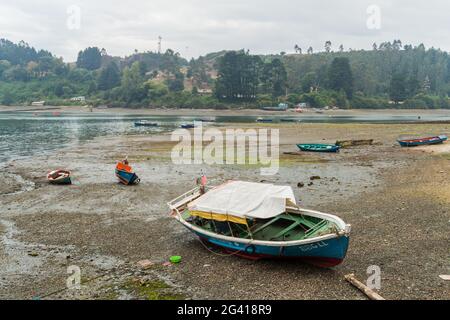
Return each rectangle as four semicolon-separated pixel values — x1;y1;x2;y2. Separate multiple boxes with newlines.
115;161;140;185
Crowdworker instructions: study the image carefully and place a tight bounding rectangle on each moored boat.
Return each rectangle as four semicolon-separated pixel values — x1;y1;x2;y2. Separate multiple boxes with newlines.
47;170;72;185
168;181;351;267
297;144;340;153
115;162;140;185
195;117;216;123
256;117;273;123
397;135;447;147
134;120;158;127
180;123;196;129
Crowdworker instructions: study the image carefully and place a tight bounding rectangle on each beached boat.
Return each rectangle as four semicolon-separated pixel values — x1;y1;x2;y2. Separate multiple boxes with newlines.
47;170;72;185
195;117;216;123
397;135;447;147
115;162;140;185
134;120;158;127
168;181;351;267
180;123;196;129
256;117;273;123
297;144;340;153
280;118;299;123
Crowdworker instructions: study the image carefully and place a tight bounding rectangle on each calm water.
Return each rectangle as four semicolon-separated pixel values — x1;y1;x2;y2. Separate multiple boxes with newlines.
1;111;449;164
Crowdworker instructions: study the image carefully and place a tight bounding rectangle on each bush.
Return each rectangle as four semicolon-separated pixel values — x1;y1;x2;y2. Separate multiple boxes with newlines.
350;94;389;109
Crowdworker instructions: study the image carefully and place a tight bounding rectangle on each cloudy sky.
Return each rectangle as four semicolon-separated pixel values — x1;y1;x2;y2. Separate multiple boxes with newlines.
0;0;449;61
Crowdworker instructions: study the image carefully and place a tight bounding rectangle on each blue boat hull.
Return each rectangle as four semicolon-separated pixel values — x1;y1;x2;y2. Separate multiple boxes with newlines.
135;122;158;127
115;169;140;185
191;228;349;267
398;135;447;147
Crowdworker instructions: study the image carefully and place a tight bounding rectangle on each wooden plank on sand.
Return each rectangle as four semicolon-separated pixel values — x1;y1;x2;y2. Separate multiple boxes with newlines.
345;274;386;300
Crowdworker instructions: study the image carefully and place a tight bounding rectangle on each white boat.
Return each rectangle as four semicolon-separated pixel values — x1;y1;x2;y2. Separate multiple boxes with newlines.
168;181;351;267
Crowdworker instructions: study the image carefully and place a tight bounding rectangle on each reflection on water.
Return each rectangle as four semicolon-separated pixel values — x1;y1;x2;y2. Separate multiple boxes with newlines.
0;111;449;163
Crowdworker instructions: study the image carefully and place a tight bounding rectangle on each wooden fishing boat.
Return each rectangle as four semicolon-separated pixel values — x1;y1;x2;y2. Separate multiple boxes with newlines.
47;170;72;185
134;120;158;127
195;117;216;123
168;181;351;267
280;118;299;123
115;162;140;185
397;135;447;147
256;117;273;123
297;144;340;153
180;123;196;129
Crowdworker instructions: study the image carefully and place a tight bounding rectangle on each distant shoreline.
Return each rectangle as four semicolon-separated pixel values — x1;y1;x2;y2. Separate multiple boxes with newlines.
1;105;450;117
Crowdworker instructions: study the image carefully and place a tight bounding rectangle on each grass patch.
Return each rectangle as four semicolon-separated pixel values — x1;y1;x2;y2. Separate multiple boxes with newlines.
123;279;185;301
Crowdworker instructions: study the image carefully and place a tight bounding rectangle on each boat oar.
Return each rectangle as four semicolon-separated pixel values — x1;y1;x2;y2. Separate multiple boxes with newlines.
344;274;385;300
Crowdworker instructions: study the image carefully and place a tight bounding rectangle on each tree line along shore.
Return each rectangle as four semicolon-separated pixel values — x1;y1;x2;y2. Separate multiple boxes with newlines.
1;38;450;110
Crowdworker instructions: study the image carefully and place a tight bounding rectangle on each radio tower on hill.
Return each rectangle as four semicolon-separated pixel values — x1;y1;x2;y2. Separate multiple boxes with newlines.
158;36;162;54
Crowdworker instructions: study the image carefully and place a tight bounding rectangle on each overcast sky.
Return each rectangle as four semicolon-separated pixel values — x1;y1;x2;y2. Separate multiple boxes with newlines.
0;0;449;62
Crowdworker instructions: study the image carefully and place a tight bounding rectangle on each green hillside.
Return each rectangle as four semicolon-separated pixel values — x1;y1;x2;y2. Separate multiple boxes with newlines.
0;38;449;109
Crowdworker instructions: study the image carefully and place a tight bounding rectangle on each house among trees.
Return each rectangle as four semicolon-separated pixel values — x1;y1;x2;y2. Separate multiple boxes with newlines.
70;96;86;102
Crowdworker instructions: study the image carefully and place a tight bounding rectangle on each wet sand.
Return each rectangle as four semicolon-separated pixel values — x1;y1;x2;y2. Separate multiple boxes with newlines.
0;122;449;300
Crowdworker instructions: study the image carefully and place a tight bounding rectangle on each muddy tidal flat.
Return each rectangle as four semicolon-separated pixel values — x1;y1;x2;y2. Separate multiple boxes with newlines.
0;119;449;300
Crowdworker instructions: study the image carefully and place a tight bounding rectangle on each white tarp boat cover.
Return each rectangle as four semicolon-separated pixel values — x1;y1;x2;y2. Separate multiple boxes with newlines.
188;181;296;220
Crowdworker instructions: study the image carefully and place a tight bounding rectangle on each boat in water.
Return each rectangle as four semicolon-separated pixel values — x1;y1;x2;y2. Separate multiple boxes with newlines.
397;135;447;147
168;181;351;267
115;161;140;185
195;117;216;123
297;144;340;153
180;123;196;129
256;117;273;123
134;120;158;127
47;170;72;185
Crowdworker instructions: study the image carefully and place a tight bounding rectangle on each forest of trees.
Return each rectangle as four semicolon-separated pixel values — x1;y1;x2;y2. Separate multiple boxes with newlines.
1;38;450;109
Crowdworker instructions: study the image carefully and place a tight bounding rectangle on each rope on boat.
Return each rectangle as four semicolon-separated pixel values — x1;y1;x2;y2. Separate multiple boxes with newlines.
197;237;256;258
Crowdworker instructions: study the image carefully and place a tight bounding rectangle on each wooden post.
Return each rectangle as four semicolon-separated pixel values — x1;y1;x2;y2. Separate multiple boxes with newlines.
345;274;386;300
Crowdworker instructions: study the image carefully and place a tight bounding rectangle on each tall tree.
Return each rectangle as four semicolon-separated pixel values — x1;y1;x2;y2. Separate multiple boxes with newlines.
120;61;147;103
389;73;407;103
76;47;102;70
327;57;354;98
261;58;287;97
98;62;121;90
325;41;332;53
167;71;185;92
215;51;262;101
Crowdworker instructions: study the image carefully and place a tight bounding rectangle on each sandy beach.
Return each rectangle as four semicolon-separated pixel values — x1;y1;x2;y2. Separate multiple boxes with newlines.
0;119;449;300
3;104;450;118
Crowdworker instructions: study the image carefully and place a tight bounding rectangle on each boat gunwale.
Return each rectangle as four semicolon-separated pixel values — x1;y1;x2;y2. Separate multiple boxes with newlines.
168;187;351;248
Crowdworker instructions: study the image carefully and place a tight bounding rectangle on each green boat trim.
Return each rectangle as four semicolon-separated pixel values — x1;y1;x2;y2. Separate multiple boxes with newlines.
181;209;337;242
297;144;340;153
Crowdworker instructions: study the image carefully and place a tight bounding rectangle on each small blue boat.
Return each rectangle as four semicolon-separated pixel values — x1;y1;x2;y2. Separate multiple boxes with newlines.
180;124;196;129
115;162;140;185
397;135;447;147
168;181;351;267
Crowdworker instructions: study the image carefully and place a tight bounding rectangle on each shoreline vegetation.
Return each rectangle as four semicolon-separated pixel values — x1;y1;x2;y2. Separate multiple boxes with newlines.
1;39;450;110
